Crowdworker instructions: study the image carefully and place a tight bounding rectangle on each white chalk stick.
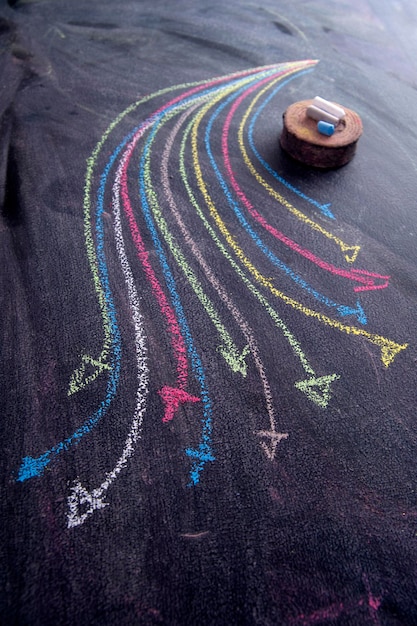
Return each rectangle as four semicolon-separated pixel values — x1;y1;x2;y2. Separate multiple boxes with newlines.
312;96;345;119
306;104;339;125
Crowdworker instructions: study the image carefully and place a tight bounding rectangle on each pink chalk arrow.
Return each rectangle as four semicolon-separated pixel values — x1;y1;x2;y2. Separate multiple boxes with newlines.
159;386;201;423
350;268;390;292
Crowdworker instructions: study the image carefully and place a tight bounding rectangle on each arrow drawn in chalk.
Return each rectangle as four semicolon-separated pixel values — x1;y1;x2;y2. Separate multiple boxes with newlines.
17;137;125;481
68;479;109;528
159;386;200;423
294;373;340;408
68;149;150;529
164;105;288;459
256;431;289;461
67;133;123;397
350;268;390;293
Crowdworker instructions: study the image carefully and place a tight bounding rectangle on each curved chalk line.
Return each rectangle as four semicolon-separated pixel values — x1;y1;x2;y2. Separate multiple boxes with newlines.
161;103;288;459
16;64;295;482
204;72;368;324
178;64;341;409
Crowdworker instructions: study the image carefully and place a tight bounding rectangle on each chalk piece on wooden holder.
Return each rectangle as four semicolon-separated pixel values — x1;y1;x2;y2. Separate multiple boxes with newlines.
280;99;363;168
311;96;346;120
306;104;339;126
317;121;335;136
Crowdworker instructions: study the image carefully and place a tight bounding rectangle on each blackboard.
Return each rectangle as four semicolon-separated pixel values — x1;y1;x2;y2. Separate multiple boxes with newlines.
2;0;417;624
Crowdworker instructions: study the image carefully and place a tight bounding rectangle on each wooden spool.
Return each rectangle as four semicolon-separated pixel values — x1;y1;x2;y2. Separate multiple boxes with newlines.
280;99;363;168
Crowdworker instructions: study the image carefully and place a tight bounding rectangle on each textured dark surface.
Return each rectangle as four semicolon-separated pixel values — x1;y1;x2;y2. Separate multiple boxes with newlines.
2;1;417;624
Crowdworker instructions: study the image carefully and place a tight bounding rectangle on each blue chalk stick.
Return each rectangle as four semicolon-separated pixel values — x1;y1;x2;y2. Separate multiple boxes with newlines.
317;120;335;136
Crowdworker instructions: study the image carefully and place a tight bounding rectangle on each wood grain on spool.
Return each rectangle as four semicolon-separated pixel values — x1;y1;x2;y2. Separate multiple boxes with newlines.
280;99;363;168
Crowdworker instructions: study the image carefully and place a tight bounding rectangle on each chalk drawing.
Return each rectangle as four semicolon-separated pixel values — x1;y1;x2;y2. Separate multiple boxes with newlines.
67;159;149;528
223;77;390;293
140;100;252;377
189;82;407;367
204;75;368;323
120;120;198;422
17;144;124;481
162;105;288;459
16;64;283;483
180;111;340;409
239;77;362;264
15;61;407;525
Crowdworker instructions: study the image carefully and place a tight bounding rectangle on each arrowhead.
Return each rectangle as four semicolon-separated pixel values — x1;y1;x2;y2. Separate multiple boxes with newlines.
17;451;51;482
319;203;335;220
67;479;108;528
159;386;200;423
350;269;390;293
256;430;289;460
377;338;408;367
185;443;215;485
341;244;360;264
68;353;111;396
354;278;390;293
295;373;340;408
337;299;367;324
218;343;250;376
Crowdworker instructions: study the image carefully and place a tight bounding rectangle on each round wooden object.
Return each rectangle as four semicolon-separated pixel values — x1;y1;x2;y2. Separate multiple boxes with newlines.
280;99;363;168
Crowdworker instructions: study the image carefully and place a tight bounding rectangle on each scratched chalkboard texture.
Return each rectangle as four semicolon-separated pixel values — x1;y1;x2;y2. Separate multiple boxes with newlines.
1;0;417;624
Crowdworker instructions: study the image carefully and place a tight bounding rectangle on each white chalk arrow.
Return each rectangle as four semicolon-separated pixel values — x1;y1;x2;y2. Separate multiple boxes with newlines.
67;162;149;529
256;430;289;460
67;480;109;527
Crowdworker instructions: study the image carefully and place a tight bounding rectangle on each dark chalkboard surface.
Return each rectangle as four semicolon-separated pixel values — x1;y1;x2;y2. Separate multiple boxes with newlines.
2;1;417;624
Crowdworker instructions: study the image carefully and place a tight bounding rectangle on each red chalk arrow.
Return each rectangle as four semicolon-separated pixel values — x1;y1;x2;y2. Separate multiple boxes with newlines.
159;386;200;423
350;268;390;293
